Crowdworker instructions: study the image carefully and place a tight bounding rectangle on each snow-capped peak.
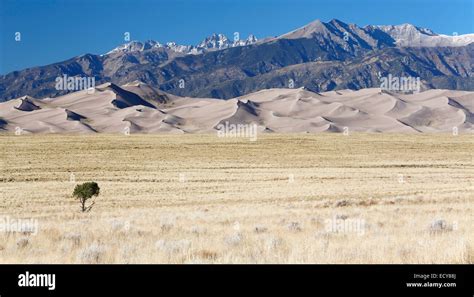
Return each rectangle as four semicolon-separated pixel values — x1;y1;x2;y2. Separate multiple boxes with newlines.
165;42;194;53
377;23;435;37
376;24;473;47
197;33;231;49
105;32;258;56
106;40;164;55
233;34;259;46
247;34;258;43
106;41;145;54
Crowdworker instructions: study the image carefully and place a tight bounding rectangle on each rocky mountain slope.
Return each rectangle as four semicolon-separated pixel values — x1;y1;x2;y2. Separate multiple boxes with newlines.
0;19;472;101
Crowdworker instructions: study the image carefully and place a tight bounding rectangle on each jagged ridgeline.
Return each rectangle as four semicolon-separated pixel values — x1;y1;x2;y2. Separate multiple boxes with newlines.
0;19;473;101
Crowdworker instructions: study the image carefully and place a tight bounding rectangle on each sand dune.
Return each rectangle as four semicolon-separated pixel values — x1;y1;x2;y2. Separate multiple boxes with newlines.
0;82;472;134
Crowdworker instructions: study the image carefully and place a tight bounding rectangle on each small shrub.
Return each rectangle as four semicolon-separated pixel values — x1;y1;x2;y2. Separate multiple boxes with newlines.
155;239;191;254
160;222;174;232
63;232;82;246
264;236;283;250
224;233;242;246
335;200;350;207
16;237;29;249
287;222;302;232
190;226;207;236
72;182;100;212
110;219;131;232
335;214;349;220
194;250;218;260
429;219;452;234
77;243;105;263
254;225;268;233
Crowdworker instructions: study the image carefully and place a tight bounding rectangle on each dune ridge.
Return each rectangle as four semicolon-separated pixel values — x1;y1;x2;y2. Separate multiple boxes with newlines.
0;82;472;134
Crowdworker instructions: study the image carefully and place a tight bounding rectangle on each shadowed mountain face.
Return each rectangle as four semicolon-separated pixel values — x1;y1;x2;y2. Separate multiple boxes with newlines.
0;19;473;101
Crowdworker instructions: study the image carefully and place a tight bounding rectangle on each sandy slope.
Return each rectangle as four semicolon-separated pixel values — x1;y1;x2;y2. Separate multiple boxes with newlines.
0;82;472;134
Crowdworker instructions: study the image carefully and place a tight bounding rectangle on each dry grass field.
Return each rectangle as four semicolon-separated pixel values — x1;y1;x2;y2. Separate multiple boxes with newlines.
0;133;472;263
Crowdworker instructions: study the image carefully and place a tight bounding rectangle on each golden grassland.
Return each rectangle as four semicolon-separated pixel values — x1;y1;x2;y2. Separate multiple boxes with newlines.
0;133;472;263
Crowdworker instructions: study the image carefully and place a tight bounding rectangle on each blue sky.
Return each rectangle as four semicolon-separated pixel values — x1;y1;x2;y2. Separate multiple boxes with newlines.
0;0;473;74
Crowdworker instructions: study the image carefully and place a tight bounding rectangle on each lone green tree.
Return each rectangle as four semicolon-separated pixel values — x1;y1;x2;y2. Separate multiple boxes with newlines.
73;182;100;212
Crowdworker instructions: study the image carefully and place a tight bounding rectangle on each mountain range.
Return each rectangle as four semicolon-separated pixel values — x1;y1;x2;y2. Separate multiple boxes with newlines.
0;19;473;102
105;33;258;55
